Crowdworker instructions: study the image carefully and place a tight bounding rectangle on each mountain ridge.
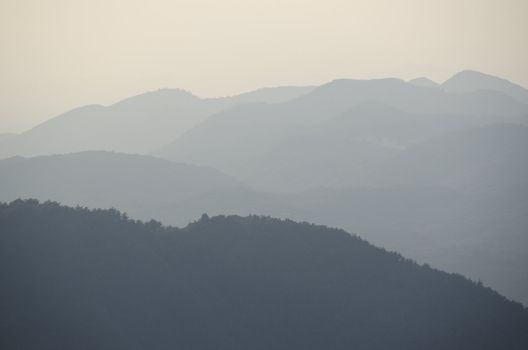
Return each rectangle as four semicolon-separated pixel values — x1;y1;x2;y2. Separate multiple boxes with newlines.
442;70;528;103
0;85;314;158
1;199;527;349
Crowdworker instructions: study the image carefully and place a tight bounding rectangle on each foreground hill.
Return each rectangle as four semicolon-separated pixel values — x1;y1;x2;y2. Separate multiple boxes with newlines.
145;184;528;306
1;200;527;349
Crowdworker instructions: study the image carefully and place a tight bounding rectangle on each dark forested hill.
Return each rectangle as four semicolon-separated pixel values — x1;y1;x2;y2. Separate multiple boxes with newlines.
1;200;527;350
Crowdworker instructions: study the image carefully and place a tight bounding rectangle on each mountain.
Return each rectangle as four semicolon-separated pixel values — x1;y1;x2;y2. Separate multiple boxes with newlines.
0;151;241;220
241;104;518;192
156;121;528;304
156;77;528;178
409;77;440;88
367;123;528;194
0;86;313;159
287;77;528;118
2;127;527;304
2;71;526;161
143;183;528;305
0;89;211;157
154;85;528;191
283;185;528;306
1;200;527;349
442;70;528;104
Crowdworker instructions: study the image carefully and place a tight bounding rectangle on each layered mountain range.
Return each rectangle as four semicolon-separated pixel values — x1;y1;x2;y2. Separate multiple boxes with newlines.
1;70;527;307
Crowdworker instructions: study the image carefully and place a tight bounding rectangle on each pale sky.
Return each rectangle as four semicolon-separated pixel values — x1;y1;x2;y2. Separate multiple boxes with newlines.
1;0;527;133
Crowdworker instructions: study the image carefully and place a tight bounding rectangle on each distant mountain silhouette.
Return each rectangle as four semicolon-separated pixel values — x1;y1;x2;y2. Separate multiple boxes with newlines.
241;104;519;192
443;70;528;104
291;77;527;118
1;200;527;350
0;86;313;159
0;151;241;219
1;72;526;160
156;86;527;189
408;77;440;88
367;123;528;194
0;152;287;225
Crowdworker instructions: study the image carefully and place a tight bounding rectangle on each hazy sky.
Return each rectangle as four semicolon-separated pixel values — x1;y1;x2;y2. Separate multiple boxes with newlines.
1;0;527;133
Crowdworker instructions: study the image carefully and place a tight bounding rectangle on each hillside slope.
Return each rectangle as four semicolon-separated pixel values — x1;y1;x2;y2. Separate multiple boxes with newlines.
442;70;528;104
1;200;527;349
156;78;528;178
0;151;241;220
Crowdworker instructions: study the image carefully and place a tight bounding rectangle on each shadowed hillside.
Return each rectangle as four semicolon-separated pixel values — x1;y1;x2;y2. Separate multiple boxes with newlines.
1;200;527;350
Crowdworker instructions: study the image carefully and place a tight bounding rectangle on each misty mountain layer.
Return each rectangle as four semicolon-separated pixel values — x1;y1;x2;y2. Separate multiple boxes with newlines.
0;86;313;158
155;75;528;189
1;70;527;306
0;151;241;209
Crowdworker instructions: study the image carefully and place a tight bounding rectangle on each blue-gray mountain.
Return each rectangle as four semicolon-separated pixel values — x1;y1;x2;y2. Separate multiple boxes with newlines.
442;70;528;104
155;74;528;187
0;86;314;158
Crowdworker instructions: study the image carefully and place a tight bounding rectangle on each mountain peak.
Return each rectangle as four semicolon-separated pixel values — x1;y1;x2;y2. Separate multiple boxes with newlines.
442;70;528;103
444;70;508;86
112;88;201;107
